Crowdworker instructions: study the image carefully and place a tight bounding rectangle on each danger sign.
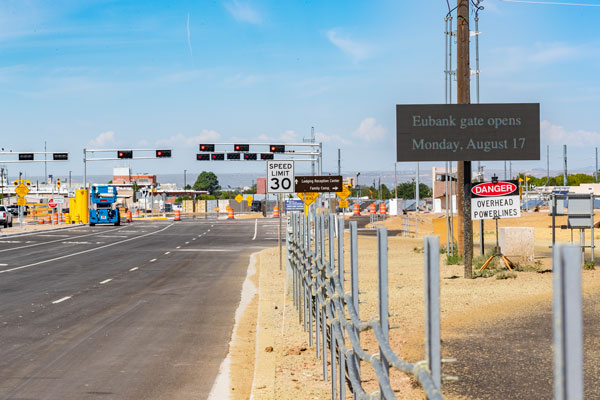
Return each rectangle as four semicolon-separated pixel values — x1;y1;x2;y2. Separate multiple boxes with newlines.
471;180;520;220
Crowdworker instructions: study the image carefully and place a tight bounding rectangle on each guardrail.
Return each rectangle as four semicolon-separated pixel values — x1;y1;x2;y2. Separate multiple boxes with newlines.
287;212;444;399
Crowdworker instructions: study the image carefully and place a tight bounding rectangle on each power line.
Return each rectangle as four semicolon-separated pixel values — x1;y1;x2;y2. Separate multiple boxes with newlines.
503;0;600;6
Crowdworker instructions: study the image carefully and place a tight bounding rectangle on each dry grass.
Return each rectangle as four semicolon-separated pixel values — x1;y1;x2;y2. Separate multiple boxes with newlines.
238;212;600;399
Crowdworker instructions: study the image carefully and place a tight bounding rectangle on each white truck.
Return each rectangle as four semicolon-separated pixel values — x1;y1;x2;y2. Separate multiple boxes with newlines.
0;205;14;228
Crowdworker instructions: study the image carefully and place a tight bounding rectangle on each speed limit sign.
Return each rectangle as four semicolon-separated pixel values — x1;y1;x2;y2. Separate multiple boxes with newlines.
267;160;295;194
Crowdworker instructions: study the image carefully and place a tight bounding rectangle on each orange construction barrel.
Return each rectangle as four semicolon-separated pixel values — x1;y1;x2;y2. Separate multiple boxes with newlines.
174;209;181;221
353;203;360;216
369;203;376;214
228;208;234;219
126;210;132;223
273;205;280;218
379;203;387;215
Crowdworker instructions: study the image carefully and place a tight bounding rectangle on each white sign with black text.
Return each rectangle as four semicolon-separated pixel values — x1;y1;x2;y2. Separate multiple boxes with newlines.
471;180;521;220
267;160;295;194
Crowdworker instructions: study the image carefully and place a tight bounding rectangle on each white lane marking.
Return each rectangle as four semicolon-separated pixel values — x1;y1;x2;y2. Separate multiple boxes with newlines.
129;267;139;271
0;240;21;244
192;238;196;241
100;278;112;284
185;241;189;244
173;249;239;252
176;246;181;249
0;226;129;254
62;241;91;245
252;219;258;241
207;229;211;232
36;234;71;238
0;263;7;266
98;235;128;238
0;224;175;275
52;296;72;304
211;225;214;227
165;251;171;255
207;252;258;400
149;259;157;262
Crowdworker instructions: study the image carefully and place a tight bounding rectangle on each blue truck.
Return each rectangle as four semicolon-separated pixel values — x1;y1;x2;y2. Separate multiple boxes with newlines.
89;186;121;226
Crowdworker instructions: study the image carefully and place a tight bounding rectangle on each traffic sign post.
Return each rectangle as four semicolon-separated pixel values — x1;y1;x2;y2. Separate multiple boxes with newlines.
13;179;31;229
267;160;295;194
471;177;520;272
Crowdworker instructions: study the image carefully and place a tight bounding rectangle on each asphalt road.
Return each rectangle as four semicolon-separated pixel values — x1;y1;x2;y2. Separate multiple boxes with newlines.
0;218;282;400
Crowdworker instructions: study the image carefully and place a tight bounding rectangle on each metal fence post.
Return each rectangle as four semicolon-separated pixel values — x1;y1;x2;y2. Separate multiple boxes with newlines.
425;236;442;394
316;214;321;360
350;220;361;399
307;213;314;347
377;227;390;396
328;214;337;398
553;244;584;400
338;216;346;400
320;215;328;380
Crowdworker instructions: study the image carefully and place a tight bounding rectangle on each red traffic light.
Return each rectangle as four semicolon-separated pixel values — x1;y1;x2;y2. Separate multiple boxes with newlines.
117;150;133;159
234;144;249;152
156;150;171;158
199;144;215;152
270;145;285;153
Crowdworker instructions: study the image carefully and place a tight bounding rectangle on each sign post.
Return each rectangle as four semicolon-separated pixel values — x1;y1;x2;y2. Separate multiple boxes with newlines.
470;176;520;271
267;160;295;272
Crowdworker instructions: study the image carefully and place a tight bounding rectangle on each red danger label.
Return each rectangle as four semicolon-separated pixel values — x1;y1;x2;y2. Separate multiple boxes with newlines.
471;181;517;197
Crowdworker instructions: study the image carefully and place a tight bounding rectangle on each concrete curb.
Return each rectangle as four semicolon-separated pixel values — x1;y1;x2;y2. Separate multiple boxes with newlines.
0;224;84;238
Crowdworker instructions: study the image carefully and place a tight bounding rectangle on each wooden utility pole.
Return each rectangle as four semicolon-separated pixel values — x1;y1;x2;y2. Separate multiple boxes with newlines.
457;0;473;278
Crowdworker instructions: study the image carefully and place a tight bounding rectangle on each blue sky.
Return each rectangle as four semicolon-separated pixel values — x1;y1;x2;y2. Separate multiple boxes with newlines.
1;0;600;180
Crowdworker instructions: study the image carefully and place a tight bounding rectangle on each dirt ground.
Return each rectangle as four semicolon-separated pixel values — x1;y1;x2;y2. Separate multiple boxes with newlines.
225;212;600;399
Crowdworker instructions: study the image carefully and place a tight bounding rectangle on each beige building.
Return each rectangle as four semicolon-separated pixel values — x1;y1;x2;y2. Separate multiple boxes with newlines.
432;167;457;209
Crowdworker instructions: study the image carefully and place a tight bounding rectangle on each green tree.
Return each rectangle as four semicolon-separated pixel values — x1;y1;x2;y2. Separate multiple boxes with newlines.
193;171;221;195
131;181;140;203
243;184;257;194
395;180;431;199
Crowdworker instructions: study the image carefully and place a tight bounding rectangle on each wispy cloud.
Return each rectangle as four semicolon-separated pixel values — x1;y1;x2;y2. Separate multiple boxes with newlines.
489;42;581;75
89;131;116;147
224;73;263;88
352;118;387;142
326;28;372;62
257;130;298;143
155;130;221;147
224;1;262;24
541;120;600;146
315;132;352;145
186;12;193;59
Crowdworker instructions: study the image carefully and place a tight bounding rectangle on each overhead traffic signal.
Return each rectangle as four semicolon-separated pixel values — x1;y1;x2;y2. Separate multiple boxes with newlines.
270;145;285;153
261;153;274;160
155;150;171;158
18;153;34;161
227;153;241;160
244;153;257;160
199;144;215;152
53;153;69;161
197;154;210;161
234;144;249;152
211;153;225;160
117;150;133;159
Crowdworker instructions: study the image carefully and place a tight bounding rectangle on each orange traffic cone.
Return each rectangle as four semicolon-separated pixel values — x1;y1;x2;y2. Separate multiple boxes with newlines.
353;203;360;216
38;217;45;224
273;206;280;218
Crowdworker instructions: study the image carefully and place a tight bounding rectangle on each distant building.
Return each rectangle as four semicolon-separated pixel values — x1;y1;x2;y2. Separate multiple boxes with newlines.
432;167;457;209
112;167;156;186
